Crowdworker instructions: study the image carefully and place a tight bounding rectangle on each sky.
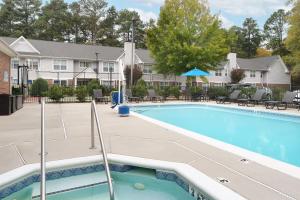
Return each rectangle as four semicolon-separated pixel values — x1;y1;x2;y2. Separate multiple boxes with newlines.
68;0;290;29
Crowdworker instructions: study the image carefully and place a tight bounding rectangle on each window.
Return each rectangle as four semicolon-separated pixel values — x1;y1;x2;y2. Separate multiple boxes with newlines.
80;61;90;68
54;60;67;71
143;65;152;74
103;62;114;73
215;70;222;77
26;59;39;70
11;59;19;69
53;80;67;86
250;70;256;78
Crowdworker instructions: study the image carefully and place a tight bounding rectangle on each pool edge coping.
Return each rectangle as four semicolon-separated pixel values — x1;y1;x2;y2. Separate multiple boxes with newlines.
129;102;300;181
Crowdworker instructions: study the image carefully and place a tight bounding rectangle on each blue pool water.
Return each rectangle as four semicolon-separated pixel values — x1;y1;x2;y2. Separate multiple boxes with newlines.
133;105;300;167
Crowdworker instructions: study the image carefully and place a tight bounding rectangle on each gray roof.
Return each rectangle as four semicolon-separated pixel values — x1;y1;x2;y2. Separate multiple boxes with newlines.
0;37;124;61
136;49;154;64
237;56;279;71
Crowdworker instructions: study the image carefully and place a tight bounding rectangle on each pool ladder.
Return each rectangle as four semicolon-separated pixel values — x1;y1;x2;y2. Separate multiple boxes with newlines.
39;100;115;200
90;100;115;200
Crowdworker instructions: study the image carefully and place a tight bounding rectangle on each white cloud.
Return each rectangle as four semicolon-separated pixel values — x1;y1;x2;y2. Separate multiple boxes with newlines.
209;0;290;17
132;0;164;7
128;8;158;22
219;15;234;29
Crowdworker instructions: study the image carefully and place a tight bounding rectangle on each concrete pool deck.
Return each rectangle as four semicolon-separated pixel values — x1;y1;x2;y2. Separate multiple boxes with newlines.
0;102;299;200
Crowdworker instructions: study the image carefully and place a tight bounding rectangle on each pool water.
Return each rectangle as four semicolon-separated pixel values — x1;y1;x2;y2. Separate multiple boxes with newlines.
133;105;300;167
3;169;194;200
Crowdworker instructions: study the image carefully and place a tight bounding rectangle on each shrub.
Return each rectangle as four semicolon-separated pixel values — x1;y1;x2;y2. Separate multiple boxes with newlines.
76;86;88;102
132;79;147;98
272;87;286;101
170;86;180;99
48;85;63;102
62;87;75;96
240;87;257;98
207;87;228;99
190;86;203;98
124;65;143;86
159;86;171;99
30;78;48;96
12;86;22;95
100;85;113;96
87;79;101;96
230;69;245;84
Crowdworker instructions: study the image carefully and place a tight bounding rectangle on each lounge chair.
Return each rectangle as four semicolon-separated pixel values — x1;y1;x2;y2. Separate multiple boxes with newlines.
265;91;297;110
147;89;164;102
93;89;109;104
237;89;265;106
126;89;141;103
216;90;241;104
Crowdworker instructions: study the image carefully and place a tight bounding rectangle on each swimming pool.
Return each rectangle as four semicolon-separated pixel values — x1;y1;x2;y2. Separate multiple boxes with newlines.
132;104;300;168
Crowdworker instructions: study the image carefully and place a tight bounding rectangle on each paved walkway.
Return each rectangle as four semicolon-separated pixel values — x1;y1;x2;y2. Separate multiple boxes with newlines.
0;102;299;200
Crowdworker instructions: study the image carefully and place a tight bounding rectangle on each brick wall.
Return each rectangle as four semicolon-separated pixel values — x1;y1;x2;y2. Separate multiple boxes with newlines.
0;51;11;94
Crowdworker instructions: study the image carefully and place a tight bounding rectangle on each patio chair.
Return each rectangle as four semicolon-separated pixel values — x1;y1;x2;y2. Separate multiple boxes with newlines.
126;89;141;103
147;89;164;102
93;89;109;104
237;89;266;106
216;90;241;104
265;91;297;110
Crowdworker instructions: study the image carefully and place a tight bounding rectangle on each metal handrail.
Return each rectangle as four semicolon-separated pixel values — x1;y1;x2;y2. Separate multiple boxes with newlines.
90;100;115;200
40;99;46;200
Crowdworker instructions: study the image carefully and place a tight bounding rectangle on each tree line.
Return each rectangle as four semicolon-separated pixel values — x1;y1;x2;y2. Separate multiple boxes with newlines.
0;0;299;85
0;0;154;48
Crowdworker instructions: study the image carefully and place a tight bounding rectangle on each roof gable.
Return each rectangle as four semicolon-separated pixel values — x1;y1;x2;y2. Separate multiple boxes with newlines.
237;56;279;71
10;36;40;55
0;39;16;57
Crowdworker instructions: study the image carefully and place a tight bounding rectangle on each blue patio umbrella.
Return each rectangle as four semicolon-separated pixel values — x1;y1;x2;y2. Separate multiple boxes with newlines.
181;68;210;77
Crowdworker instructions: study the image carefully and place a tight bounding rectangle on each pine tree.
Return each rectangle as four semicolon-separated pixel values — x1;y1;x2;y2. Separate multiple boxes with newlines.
14;0;41;38
264;9;289;56
0;0;17;36
36;0;71;41
79;0;107;44
99;6;120;46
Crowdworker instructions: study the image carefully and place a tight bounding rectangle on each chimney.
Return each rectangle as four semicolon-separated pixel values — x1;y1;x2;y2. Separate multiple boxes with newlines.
227;53;237;69
124;42;135;67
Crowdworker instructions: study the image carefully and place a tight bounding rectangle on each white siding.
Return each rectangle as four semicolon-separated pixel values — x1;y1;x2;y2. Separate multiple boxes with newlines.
266;60;290;85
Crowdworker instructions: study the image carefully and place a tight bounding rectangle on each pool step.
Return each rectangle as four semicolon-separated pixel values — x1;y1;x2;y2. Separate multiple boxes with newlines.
31;181;110;199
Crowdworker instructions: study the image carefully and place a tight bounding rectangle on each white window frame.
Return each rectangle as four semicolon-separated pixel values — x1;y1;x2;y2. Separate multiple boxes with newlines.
215;70;222;77
53;60;67;71
80;61;90;68
143;65;152;74
250;70;256;78
11;58;19;69
53;79;68;86
103;62;114;73
26;58;39;70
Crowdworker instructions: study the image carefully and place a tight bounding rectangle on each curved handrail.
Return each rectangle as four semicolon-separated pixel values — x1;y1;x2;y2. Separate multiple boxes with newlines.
91;100;115;200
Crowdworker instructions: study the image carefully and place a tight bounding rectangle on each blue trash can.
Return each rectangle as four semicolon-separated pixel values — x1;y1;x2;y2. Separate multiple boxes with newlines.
111;91;123;105
118;105;130;117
